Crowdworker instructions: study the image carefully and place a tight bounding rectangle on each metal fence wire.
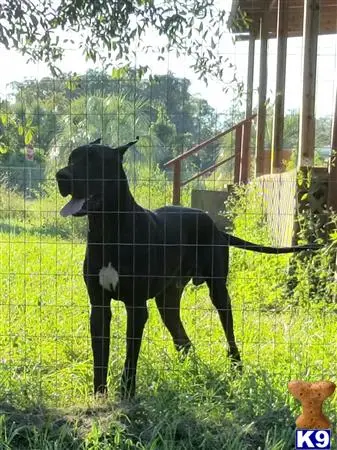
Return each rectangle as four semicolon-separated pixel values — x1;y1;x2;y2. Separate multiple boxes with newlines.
0;14;337;449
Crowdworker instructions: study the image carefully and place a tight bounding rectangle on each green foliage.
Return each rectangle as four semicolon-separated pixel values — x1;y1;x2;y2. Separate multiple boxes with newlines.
0;72;337;450
264;107;332;167
285;210;337;306
226;181;337;309
225;183;291;310
0;150;45;196
1;226;336;448
1;180;337;448
149;105;177;165
1;71;222;194
49;93;159;170
0;0;233;85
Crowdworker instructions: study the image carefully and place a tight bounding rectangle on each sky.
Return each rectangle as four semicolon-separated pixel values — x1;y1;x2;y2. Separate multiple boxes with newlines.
0;3;336;119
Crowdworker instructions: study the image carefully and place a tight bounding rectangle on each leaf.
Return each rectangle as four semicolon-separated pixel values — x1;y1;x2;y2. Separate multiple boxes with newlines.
65;75;81;91
0;143;9;154
0;34;9;49
30;14;38;27
111;66;129;80
0;114;8;125
25;129;33;145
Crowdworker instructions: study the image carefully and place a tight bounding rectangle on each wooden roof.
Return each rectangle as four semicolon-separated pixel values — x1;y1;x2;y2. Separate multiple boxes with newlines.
229;0;337;38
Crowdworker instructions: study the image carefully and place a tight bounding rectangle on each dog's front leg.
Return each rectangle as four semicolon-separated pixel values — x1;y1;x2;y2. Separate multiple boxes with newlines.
121;303;148;399
88;286;112;396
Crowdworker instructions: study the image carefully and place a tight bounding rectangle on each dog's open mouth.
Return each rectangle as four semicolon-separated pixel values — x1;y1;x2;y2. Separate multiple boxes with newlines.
60;195;103;217
60;197;86;217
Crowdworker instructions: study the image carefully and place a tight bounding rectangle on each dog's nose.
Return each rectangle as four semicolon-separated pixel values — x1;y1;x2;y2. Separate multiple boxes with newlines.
56;168;70;181
56;168;72;197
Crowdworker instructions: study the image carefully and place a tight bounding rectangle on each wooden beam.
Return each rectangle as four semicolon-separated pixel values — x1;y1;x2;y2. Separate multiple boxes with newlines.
255;7;269;176
332;84;337;154
230;2;337;40
234;126;243;183
271;0;288;173
328;80;337;212
240;32;255;183
327;77;337;287
246;32;255;118
298;0;320;167
172;160;181;205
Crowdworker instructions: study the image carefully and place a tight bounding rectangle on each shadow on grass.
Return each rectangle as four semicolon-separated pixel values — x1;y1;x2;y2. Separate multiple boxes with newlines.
79;364;296;450
0;402;84;449
0;365;297;450
0;222;76;239
0;367;297;449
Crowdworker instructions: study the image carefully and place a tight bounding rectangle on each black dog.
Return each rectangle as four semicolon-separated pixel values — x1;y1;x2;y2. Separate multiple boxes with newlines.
56;137;320;399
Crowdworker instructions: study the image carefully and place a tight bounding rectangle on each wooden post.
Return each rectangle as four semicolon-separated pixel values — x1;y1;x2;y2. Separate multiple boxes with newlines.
246;32;255;119
328;82;337;212
298;0;320;167
241;122;251;183
271;0;288;173
255;7;269;177
241;32;255;183
328;81;337;290
234;126;243;183
172;160;181;205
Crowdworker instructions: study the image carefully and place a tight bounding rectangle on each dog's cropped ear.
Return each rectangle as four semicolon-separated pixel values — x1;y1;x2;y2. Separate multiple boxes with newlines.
117;136;139;156
90;138;102;145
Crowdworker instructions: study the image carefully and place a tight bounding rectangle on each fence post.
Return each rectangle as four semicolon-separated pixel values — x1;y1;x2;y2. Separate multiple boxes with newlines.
241;121;251;183
172;160;181;205
234;126;243;183
328;83;337;212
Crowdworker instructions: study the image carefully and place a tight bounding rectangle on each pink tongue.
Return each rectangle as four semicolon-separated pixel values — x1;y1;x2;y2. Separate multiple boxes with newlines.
60;198;85;217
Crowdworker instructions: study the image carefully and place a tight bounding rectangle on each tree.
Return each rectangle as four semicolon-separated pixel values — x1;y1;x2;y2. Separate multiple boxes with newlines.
149;105;177;167
0;0;231;84
49;93;163;170
2;69;220;165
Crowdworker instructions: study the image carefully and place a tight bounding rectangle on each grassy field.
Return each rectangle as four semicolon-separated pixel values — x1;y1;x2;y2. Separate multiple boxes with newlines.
1;184;337;449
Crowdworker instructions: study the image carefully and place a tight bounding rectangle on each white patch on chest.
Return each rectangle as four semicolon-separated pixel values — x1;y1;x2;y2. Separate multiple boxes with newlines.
99;262;119;291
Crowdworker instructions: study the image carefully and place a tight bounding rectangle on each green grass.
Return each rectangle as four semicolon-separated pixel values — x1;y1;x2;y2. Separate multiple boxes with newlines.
1;184;337;449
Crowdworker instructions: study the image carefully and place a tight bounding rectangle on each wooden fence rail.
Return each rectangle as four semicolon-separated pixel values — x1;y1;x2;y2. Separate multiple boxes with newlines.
163;115;257;205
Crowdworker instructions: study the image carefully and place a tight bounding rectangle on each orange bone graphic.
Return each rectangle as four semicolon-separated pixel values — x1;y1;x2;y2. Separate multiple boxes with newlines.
288;381;335;429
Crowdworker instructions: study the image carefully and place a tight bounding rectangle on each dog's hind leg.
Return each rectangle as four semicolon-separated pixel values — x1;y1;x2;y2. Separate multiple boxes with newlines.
121;303;149;399
206;277;241;367
155;284;192;354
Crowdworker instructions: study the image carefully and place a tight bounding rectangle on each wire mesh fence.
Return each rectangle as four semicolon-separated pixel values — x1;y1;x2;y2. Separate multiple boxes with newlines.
1;6;337;448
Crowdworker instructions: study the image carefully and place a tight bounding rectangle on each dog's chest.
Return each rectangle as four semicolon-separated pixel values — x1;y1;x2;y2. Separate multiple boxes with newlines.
98;262;119;291
85;240;159;299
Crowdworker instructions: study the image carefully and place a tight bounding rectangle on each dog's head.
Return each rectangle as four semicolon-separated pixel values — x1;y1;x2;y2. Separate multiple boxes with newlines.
56;137;139;217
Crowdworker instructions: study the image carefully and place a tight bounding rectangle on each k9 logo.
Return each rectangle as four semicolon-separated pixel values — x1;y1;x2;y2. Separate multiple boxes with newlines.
296;429;331;449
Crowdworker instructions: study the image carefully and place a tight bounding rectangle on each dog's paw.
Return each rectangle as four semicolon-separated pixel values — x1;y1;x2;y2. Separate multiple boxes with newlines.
176;341;193;358
94;384;108;399
227;350;243;374
93;391;109;406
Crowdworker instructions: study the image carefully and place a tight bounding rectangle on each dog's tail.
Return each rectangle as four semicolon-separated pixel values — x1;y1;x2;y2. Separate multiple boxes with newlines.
224;233;322;254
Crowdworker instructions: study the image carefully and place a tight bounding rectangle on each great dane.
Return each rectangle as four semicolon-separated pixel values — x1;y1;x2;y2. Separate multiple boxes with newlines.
56;137;320;399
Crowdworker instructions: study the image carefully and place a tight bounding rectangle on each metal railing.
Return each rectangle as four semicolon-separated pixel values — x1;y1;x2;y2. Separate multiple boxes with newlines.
163;114;256;205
